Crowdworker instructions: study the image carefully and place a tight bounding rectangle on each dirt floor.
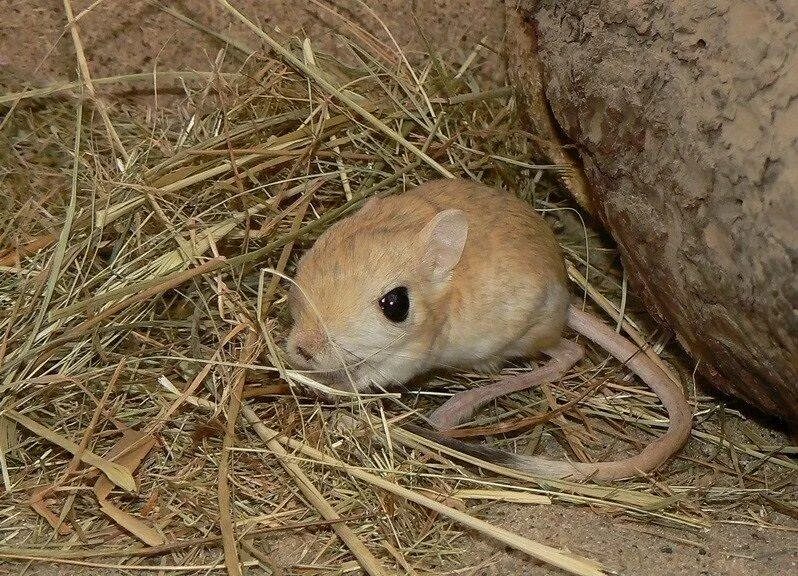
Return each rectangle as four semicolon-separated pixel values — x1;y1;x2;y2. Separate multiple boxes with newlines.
2;0;507;91
1;2;796;575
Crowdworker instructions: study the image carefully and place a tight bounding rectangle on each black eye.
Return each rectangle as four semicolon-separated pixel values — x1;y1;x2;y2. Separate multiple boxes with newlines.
378;286;409;322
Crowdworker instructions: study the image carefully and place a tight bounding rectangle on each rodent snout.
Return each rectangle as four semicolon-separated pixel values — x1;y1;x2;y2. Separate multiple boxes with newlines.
294;344;313;363
286;327;325;369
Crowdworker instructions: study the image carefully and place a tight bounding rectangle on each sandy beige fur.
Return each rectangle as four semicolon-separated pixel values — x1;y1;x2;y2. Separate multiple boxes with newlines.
286;179;692;481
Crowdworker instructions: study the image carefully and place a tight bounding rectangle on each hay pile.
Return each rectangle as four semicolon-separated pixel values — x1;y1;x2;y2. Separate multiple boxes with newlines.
1;4;795;575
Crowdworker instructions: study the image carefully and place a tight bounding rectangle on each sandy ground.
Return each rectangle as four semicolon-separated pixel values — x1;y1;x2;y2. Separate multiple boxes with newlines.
1;2;796;575
2;0;507;91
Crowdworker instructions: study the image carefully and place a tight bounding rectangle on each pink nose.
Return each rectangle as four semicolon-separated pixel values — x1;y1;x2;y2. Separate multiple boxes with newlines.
294;344;313;363
288;329;324;368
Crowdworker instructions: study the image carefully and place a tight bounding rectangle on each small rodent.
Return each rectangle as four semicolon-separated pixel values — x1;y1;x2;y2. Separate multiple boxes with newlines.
286;178;692;481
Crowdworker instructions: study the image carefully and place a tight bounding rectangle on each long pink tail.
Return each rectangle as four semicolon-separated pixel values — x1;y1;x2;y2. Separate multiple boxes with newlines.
406;306;693;481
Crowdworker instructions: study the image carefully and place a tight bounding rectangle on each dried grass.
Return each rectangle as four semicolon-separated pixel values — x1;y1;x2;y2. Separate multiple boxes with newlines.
1;3;796;576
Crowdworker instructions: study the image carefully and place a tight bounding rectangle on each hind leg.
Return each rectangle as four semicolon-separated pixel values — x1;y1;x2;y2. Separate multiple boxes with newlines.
428;338;584;430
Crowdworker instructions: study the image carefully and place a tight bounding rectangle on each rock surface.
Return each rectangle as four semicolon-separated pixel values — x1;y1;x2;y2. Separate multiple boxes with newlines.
512;1;797;422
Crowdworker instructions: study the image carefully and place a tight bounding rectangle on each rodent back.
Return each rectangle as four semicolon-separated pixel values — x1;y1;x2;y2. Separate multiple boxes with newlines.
406;179;570;358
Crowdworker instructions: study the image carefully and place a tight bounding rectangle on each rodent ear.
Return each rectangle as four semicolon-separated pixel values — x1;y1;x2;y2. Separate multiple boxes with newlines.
419;209;468;284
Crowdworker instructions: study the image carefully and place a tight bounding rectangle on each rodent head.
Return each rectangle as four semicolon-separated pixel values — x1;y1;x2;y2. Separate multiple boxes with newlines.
285;197;468;392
